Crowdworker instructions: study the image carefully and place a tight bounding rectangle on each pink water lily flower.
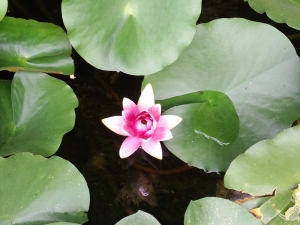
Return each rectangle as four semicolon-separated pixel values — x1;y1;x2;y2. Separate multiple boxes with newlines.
102;84;182;160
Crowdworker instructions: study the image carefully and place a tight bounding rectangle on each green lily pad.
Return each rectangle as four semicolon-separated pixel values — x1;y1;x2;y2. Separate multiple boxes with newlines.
61;0;202;75
0;17;74;74
184;198;262;225
224;126;300;224
0;71;78;157
143;18;300;171
240;196;271;211
245;0;300;30
115;210;161;225
157;90;239;145
191;92;239;145
268;214;300;225
0;0;7;21
0;152;89;224
46;223;81;225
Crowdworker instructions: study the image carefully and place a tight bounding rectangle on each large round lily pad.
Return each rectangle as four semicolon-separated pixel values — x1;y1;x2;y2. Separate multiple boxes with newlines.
225;126;300;224
143;18;300;171
61;0;202;75
245;0;300;30
0;71;78;157
0;152;89;224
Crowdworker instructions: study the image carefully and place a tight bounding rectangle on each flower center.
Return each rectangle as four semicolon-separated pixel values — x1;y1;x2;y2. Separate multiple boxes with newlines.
134;111;155;140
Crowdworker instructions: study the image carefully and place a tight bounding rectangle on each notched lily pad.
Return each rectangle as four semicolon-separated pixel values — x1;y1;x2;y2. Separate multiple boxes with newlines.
0;17;74;74
62;0;202;75
0;71;78;157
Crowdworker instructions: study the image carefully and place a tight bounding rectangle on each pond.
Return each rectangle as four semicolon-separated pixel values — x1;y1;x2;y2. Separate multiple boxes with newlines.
2;0;300;224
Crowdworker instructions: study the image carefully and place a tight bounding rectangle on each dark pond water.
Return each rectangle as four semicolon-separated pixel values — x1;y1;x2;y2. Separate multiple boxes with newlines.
3;0;300;224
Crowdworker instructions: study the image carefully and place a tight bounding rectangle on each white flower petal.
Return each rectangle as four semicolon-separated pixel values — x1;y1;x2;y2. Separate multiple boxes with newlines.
102;116;127;136
119;136;141;158
141;140;162;160
148;104;161;122
152;127;172;141
123;98;139;114
157;115;182;130
137;83;155;111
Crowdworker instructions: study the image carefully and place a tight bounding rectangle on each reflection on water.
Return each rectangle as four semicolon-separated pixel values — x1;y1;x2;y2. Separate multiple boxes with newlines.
116;170;158;206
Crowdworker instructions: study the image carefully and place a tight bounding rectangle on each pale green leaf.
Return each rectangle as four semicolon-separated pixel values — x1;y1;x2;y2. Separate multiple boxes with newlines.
0;71;78;156
0;0;7;21
184;198;262;225
0;17;74;74
0;153;89;225
245;0;300;30
62;0;202;75
225;126;300;223
115;210;161;225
